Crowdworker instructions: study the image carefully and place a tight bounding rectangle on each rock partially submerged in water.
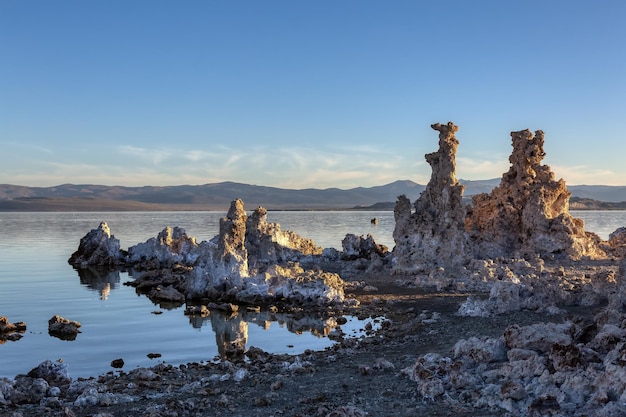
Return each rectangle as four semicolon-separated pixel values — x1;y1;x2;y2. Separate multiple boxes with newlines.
70;199;346;307
185;200;344;306
0;316;26;342
68;222;124;268
48;315;81;340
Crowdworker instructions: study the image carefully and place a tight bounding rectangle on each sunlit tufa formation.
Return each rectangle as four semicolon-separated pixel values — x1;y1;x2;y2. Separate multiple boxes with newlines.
392;122;469;273
70;199;344;307
392;123;605;275
467;129;604;260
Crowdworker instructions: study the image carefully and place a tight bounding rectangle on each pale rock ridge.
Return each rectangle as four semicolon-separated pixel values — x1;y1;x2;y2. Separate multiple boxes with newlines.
392;122;468;273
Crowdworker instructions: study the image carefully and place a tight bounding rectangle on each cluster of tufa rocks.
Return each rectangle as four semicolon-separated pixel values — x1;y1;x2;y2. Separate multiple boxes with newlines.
403;258;626;416
68;200;390;309
391;122;626;415
392;123;608;276
390;122;626;309
58;121;626;416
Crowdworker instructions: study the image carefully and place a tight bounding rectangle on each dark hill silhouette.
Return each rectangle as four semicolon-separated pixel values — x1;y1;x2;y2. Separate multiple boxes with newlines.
1;180;625;211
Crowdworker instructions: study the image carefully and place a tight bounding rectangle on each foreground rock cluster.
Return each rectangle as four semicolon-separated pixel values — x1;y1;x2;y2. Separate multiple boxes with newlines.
402;258;626;416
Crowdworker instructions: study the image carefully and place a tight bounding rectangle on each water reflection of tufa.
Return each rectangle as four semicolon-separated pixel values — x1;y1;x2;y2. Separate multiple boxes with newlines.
186;307;338;359
75;267;121;300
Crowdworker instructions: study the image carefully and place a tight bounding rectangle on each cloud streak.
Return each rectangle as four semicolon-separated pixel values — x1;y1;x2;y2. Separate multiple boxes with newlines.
0;141;620;189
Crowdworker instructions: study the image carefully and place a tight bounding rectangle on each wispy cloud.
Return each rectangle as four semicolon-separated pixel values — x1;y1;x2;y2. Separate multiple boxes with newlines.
550;164;620;186
4;140;615;189
0;141;54;154
118;145;173;164
183;150;213;162
456;156;510;180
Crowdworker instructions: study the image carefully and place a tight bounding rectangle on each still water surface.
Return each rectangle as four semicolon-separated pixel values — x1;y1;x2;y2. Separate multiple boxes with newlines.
0;210;624;379
0;211;393;379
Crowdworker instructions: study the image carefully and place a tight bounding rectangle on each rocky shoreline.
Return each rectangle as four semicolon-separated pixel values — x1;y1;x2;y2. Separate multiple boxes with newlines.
3;122;626;416
3;268;622;417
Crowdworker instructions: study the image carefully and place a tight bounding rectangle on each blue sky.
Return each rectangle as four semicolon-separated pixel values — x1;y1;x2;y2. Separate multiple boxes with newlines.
1;1;625;189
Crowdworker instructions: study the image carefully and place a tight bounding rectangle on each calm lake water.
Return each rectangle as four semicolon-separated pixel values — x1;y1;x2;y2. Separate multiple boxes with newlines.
0;211;394;379
0;210;624;379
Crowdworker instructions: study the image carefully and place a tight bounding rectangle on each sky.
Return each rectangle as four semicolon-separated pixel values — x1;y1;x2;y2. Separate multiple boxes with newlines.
1;1;625;189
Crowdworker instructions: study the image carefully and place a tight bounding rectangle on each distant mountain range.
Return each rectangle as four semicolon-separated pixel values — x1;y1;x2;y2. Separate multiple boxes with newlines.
1;179;625;211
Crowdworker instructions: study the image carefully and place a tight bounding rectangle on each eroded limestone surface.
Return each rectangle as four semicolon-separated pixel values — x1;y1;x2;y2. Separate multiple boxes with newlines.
392;122;468;273
68;222;124;268
70;199;345;308
245;206;323;270
467;129;604;260
392;123;606;277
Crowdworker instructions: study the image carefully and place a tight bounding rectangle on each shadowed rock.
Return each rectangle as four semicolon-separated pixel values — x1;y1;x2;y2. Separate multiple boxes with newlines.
0;316;26;334
68;222;124;268
48;315;81;340
246;206;323;270
341;233;388;260
0;316;26;343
